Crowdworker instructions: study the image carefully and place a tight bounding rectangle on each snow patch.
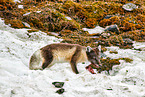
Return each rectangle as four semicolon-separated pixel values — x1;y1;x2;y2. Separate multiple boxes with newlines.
83;26;105;35
18;5;23;9
23;12;31;16
65;16;72;20
0;18;145;97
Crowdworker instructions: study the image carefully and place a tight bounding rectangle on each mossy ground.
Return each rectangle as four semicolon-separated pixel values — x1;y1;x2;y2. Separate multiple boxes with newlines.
0;0;144;73
89;57;133;74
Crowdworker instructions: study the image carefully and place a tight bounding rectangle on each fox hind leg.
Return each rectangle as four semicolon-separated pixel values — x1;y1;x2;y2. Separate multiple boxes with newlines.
41;49;53;69
42;60;53;69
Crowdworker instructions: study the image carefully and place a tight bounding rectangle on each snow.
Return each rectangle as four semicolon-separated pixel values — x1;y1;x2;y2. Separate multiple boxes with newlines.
23;12;31;16
13;0;21;3
22;22;31;28
83;26;105;35
36;11;41;13
65;16;72;20
0;18;145;97
18;5;23;9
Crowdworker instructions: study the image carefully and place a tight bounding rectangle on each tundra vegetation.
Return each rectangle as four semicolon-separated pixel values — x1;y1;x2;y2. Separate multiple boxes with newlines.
0;0;144;73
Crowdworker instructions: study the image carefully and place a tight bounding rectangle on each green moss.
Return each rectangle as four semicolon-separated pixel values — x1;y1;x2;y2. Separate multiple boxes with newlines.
91;57;133;73
27;29;39;33
109;51;118;54
119;58;133;63
30;16;44;29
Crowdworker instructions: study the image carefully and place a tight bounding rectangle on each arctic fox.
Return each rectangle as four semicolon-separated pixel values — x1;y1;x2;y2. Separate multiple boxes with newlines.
29;43;101;74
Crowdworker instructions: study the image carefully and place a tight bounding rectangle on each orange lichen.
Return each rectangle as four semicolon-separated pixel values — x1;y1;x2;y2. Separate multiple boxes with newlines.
110;16;120;25
141;31;145;36
121;30;145;42
5;19;26;28
0;0;145;51
0;4;6;10
29;16;44;29
99;19;111;27
99;16;120;27
136;14;145;22
135;24;142;29
120;21;136;31
0;0;13;3
84;18;97;28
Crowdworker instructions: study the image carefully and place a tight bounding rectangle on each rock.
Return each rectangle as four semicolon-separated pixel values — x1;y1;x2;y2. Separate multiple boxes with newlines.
105;24;120;34
47;32;60;37
101;32;111;38
107;88;113;90
104;15;113;19
56;88;65;94
138;47;145;51
123;38;133;45
52;82;64;88
122;3;138;11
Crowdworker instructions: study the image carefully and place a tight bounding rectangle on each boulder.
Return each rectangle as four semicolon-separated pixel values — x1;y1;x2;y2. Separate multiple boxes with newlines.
105;24;120;34
122;3;138;11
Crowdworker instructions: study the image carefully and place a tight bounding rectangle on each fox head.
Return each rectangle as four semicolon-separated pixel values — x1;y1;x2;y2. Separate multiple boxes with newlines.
86;46;102;67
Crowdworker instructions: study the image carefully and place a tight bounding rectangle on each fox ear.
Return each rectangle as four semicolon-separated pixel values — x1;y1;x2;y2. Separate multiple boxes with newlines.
86;46;92;52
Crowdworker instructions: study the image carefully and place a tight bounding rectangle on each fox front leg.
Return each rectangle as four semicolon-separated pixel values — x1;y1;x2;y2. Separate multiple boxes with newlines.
70;60;79;74
70;47;81;74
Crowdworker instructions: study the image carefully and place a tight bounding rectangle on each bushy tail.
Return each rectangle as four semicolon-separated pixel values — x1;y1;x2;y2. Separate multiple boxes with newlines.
29;49;42;70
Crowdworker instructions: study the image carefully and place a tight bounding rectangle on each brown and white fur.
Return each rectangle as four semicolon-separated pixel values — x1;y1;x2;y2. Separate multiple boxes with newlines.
29;43;101;74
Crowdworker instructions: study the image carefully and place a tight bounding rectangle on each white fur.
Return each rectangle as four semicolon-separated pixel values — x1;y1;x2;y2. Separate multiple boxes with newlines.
29;49;43;70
